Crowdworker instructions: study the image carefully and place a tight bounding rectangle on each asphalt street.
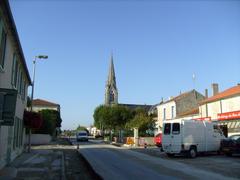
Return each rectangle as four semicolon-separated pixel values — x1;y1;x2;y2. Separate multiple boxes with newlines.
71;139;240;180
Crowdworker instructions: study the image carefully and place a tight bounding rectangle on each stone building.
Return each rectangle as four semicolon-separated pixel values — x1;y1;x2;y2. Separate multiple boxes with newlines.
0;0;31;169
105;54;118;106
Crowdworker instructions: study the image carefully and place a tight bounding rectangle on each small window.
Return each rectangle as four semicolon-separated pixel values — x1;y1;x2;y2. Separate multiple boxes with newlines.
171;106;175;119
0;18;6;69
164;123;171;135
163;108;166;120
172;123;180;134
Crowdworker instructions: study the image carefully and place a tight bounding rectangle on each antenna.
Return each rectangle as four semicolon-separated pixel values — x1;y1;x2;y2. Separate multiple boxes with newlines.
192;73;196;90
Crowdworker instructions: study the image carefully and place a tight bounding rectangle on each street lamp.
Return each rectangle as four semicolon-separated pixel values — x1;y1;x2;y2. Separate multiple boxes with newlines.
30;55;48;111
28;55;48;152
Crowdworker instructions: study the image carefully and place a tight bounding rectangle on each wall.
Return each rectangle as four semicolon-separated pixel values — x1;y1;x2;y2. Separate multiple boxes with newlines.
25;134;52;145
221;96;240;113
200;96;240;120
0;5;29;169
157;101;176;132
199;95;240;136
32;106;59;112
176;91;205;116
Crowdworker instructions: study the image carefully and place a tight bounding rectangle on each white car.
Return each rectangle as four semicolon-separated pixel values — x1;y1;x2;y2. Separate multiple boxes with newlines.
76;131;88;142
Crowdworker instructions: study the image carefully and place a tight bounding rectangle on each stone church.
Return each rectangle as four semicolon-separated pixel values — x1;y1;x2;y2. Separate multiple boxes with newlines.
105;55;152;111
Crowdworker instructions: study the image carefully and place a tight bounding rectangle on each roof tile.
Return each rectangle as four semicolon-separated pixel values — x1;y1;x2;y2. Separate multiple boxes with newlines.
200;85;240;104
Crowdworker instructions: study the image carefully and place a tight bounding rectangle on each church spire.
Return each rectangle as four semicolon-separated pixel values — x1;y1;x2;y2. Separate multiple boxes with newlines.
108;54;117;89
105;54;118;105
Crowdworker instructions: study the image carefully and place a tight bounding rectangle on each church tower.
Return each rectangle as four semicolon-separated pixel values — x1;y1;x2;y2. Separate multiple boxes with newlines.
105;54;118;105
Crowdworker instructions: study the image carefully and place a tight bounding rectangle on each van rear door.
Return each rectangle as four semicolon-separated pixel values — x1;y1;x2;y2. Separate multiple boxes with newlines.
171;122;181;153
162;123;172;152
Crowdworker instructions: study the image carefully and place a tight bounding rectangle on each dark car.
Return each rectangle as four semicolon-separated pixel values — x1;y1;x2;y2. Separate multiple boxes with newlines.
220;134;240;156
154;133;162;148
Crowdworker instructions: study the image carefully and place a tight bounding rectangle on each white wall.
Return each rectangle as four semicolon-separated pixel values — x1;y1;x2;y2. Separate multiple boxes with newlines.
157;101;176;132
199;95;240;136
200;96;240;119
32;106;58;112
25;134;52;145
0;9;29;168
222;96;240;113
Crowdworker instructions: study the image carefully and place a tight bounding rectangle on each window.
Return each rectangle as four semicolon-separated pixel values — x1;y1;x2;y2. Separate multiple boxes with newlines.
172;123;180;134
13;117;17;150
22;80;26;100
164;123;171;135
11;54;16;86
0;18;6;69
17;68;22;93
13;58;19;88
171;106;175;119
110;90;114;102
13;117;23;149
163;108;166;120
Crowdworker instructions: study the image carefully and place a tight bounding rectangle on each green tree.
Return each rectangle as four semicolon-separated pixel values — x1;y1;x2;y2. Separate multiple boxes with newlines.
34;109;62;135
93;105;132;131
126;108;155;136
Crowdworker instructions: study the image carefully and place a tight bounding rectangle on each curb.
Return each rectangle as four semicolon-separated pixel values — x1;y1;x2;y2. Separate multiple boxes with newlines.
77;150;103;180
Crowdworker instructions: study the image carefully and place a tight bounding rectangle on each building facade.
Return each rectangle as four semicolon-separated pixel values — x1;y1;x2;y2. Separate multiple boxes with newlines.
157;90;205;132
199;84;240;136
32;99;60;113
0;0;31;169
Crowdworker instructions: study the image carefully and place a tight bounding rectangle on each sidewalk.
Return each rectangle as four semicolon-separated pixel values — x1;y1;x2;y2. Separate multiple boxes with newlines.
0;146;64;180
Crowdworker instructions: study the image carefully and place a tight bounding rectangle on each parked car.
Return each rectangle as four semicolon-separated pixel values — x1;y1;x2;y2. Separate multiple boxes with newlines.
154;133;162;148
162;119;225;158
76;131;88;142
221;134;240;156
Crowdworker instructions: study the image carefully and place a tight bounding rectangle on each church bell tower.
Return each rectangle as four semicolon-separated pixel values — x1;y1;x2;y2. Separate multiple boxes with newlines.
105;54;118;105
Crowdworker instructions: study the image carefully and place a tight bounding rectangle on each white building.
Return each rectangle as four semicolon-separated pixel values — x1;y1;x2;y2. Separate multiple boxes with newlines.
156;90;205;133
199;84;240;136
0;0;31;169
32;99;60;113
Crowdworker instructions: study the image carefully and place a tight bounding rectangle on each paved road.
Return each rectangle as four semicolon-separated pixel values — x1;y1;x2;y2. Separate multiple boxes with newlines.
72;139;240;180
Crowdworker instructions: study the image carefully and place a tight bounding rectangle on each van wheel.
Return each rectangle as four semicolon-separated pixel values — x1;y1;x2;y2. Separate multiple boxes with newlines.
166;153;174;157
188;147;197;158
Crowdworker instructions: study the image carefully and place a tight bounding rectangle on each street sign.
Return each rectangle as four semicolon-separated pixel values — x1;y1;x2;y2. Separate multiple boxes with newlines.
0;88;17;126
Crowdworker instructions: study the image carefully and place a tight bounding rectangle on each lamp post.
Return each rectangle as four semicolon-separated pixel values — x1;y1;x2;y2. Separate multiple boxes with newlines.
28;55;48;153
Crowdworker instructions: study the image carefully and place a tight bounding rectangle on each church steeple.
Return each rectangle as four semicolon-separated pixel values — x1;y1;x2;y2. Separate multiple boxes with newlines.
105;54;118;105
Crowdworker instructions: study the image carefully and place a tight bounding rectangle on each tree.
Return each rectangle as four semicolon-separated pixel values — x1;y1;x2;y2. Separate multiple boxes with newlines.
34;109;62;135
93;105;132;131
126;108;155;136
24;110;43;129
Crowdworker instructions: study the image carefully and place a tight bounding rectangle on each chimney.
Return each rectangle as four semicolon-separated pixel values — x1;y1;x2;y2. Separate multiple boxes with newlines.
205;89;208;98
211;83;219;96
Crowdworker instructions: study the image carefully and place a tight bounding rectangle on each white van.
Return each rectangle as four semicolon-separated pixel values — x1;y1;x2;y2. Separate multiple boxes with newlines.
162;119;225;158
76;131;88;142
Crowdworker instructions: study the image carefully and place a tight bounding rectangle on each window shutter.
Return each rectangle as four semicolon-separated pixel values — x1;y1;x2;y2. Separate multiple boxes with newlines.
0;88;17;126
11;54;16;85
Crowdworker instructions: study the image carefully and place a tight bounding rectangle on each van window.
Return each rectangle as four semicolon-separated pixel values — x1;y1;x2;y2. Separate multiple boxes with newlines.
78;132;87;136
172;123;180;134
164;123;171;135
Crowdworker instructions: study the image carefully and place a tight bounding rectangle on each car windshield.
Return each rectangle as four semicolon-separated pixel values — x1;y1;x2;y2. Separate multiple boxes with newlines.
78;133;87;136
230;135;240;140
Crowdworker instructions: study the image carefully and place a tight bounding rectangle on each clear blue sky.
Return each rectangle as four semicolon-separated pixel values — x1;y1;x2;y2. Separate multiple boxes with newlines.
9;0;240;130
